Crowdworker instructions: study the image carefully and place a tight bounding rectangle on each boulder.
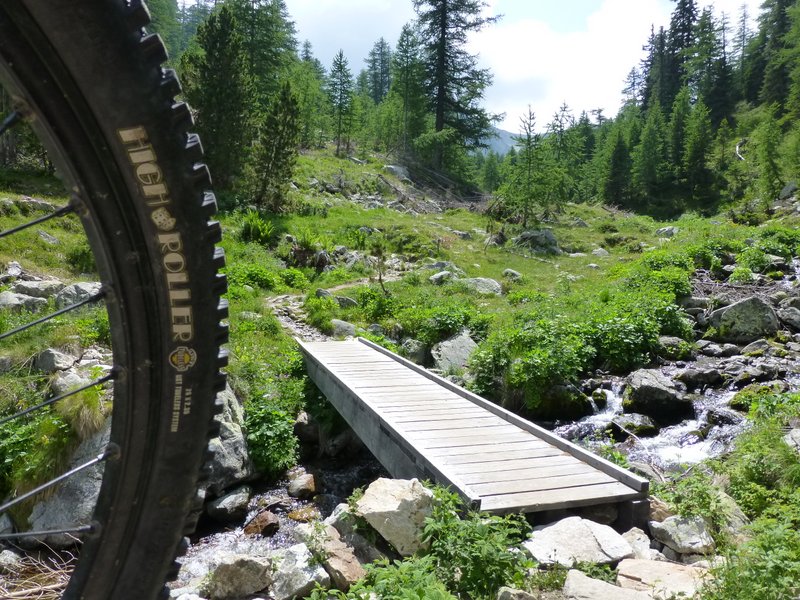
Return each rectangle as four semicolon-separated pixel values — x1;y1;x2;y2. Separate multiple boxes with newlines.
198;554;271;600
622;369;693;424
708;297;779;343
35;348;75;373
336;296;359;309
331;319;357;338
675;366;724;390
429;270;455;285
295;522;367;591
203;384;253;496
287;468;317;499
0;290;47;312
0;548;22;575
461;277;502;296
610;414;658;441
354;478;434;556
649;515;715;555
591;247;610;257
785;428;800;453
622;527;666;561
50;369;92;397
616;558;709;599
55;281;102;308
564;569;653;600
11;279;65;298
655;226;679;238
522;516;634;567
401;339;427;365
503;269;522;281
778;307;800;331
270;543;330;600
28;417;111;548
657;336;692;360
244;509;280;537
206;486;251;523
383;164;410;180
512;229;561;254
324;503;386;564
431;331;477;373
315;288;333;299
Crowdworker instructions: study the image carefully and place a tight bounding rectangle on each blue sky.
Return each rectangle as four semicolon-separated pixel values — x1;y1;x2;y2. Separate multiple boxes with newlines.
286;0;762;132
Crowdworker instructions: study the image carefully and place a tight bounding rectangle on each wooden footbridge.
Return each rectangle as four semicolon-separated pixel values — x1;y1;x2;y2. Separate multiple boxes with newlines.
298;338;648;515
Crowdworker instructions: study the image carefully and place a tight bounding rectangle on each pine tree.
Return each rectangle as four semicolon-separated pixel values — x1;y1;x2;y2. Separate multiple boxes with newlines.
759;0;792;110
248;81;300;212
631;106;668;204
328;50;354;156
665;0;698;106
147;0;182;60
413;0;499;170
602;125;632;207
753;107;783;203
668;86;692;186
293;42;330;148
180;5;255;187
389;24;428;156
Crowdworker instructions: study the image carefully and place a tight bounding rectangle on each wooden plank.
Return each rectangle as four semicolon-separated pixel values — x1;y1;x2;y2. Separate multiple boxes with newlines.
480;481;645;515
406;424;518;442
469;468;614;496
450;452;579;472
432;444;570;467
389;409;492;422
461;461;595;485
425;440;552;457
398;417;501;432
418;430;534;449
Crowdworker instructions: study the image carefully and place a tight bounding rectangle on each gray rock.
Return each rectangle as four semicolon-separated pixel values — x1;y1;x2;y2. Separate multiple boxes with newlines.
270;543;330;600
461;277;502;295
366;324;384;335
38;230;59;245
35;348;75;373
0;512;13;535
564;569;652;600
324;503;386;564
55;282;102;308
401;339;427;365
681;296;709;309
502;269;522;280
287;468;316;499
336;296;359;309
294;522;367;591
28;417;111;548
497;586;538;600
206;486;252;523
11;279;65;298
623;369;693;424
742;339;772;354
315;288;333;299
784;428;800;453
675;365;724;390
779;181;798;200
431;331;477;373
616;558;708;599
203;385;253;496
0;290;47;312
355;478;434;557
622;527;666;561
0;548;22;575
198;554;271;600
512;229;561;254
522;516;634;567
708;297;779;343
429;270;455;285
655;226;679;238
649;515;715;555
331;319;357;338
591;247;610;257
383;165;410;180
50;369;92;397
778;307;800;331
610;413;658;440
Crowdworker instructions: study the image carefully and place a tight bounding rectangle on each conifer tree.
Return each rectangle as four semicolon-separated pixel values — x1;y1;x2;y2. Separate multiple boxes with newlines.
413;0;499;170
180;5;255;187
753;108;783;203
602;125;632;207
248;81;300;212
293;42;330;148
389;24;428;156
683;99;714;204
328;50;354;156
668;86;692;186
365;38;393;104
631;106;668;204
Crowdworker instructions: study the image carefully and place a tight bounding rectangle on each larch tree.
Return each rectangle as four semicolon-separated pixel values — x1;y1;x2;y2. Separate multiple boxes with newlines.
412;0;500;170
389;23;428;156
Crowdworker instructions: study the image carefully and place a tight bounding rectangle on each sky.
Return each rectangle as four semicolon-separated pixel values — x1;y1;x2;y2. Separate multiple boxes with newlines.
285;0;763;133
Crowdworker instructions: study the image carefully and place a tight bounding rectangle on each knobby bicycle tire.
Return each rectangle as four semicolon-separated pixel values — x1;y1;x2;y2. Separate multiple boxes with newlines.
0;1;227;598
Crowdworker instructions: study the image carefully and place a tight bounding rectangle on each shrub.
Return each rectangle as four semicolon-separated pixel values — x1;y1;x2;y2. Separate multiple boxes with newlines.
729;266;754;284
357;286;398;322
737;247;769;273
225;263;282;290
66;241;96;274
244;406;298;478
280;268;309;289
239;210;274;246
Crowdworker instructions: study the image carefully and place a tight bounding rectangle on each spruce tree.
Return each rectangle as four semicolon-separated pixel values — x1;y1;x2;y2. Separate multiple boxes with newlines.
293;42;330;149
328;50;354;156
180;5;255;187
390;24;428;156
602;126;632;207
683;99;714;204
753;108;783;203
365;38;393;104
668;86;692;186
248;81;300;212
631;106;668;205
413;0;499;170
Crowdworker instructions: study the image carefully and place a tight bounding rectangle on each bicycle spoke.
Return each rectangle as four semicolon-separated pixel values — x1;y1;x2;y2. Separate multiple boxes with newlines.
0;444;119;515
0;204;73;240
0;110;21;136
0;524;95;541
0;372;115;427
0;290;105;340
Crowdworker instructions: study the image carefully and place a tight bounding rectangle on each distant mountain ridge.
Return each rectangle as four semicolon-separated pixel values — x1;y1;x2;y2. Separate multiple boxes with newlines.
484;127;517;156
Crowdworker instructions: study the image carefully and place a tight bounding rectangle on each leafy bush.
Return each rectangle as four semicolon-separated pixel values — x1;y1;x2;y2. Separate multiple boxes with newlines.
737;247;769;273
279;268;309;289
398;300;486;346
357;286;398;322
225;263;283;290
239;210;274;246
66;241;96;274
303;293;338;334
244;406;298;478
729;266;754;283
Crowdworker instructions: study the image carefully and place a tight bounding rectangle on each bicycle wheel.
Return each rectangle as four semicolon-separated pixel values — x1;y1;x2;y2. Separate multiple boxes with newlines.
0;1;227;598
